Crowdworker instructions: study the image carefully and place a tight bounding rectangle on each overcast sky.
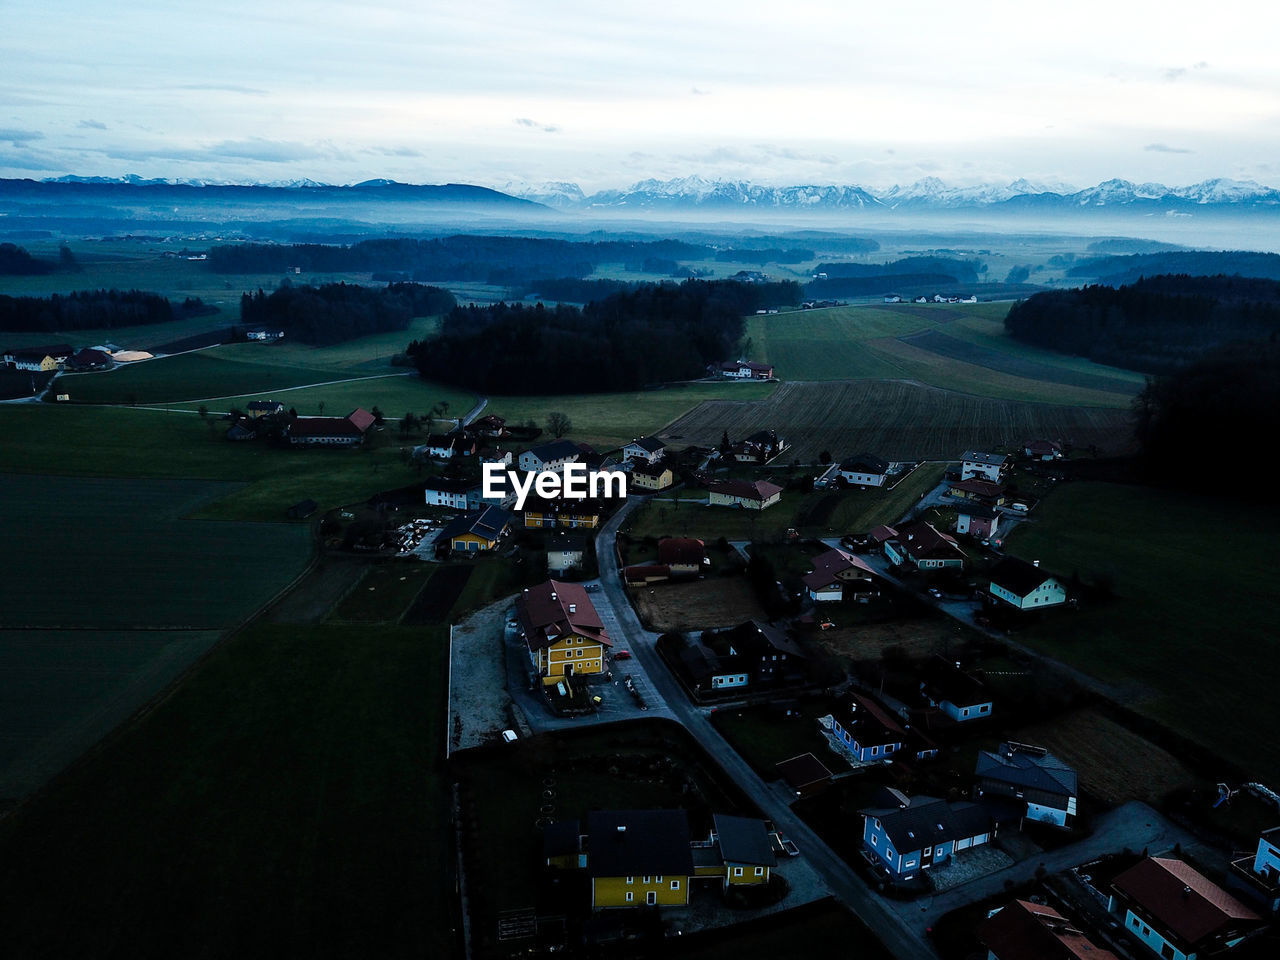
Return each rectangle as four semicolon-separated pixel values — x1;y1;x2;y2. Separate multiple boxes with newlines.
3;0;1279;191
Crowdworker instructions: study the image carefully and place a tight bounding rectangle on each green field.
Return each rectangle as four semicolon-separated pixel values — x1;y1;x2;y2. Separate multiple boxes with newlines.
0;620;453;959
1007;482;1280;784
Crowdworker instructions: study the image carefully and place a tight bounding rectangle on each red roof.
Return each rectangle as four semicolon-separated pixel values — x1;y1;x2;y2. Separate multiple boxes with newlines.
346;407;376;432
802;547;875;590
980;900;1119;960
290;417;363;439
894;520;966;562
708;479;783;502
1112;857;1261;948
869;524;898;543
658;537;705;566
948;478;1007;498
516;580;611;652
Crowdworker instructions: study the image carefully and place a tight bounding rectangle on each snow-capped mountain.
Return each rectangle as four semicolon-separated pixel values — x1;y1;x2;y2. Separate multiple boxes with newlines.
560;176;883;210
499;180;587;209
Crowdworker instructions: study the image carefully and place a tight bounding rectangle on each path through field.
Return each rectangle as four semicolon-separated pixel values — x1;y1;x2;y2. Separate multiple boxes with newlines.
660;379;1134;462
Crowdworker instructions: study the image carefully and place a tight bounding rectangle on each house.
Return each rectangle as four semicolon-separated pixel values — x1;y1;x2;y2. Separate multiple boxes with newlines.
884;295;902;303
516;579;611;683
988;558;1067;611
956;505;1001;540
546;531;587;576
478;446;513;467
702;814;775;888
422;431;477;459
584;809;694;909
422;477;473;510
828;691;936;763
518;439;581;473
883;520;967;570
802;547;877;602
245;329;284;341
776;752;833;797
621;436;665;464
1024;439;1063;461
521;494;602;529
65;347;111;371
471;414;507;437
712;359;775;380
707;479;782;510
226;421;256;441
575;441;608;470
839;454;890;487
5;343;72;371
731;430;787;463
961;451;1009;482
678;643;749;692
630;462;675;492
712;620;807;684
1232;827;1280;912
435;504;512;553
657;537;706;575
868;524;898;546
920;655;993;722
247;400;285;418
947;478;1008;506
980;900;1119;960
1108;857;1263;960
975;742;1077;828
860;794;994;881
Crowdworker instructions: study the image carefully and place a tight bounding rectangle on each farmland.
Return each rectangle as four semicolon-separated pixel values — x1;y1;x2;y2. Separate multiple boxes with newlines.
660;379;1133;463
630;575;768;632
1007;481;1280;785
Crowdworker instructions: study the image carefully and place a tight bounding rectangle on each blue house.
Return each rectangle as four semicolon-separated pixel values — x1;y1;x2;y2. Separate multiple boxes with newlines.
829;692;938;763
860;795;994;881
975;742;1077;829
919;655;993;722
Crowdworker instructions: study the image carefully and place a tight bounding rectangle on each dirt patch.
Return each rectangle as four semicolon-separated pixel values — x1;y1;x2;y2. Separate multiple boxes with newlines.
1012;708;1198;807
265;555;365;624
812;618;960;662
403;564;473;625
630;576;768;633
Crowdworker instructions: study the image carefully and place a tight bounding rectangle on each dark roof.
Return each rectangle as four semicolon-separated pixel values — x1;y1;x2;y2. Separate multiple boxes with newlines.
547;530;586;551
708;478;783;501
289;417;364;439
225;422;255;440
713;815;776;867
841;453;889;475
802;547;875;590
516;579;610;651
423;477;475;494
525;439;581;463
247;400;283;411
68;347;111;367
980;900;1119;960
720;620;807;660
626;436;665;453
658;537;705;566
1025;439;1062;455
921;655;989;708
543;820;581;860
947;478;1007;497
893;521;966;562
958;504;1000;520
860;795;991;852
1112;857;1261;948
776;753;833;790
521;494;602;517
8;342;72;359
976;743;1077;799
989;558;1057;597
586;810;693;878
437;504;512;544
719;360;773;372
632;461;672;479
869;524;898;543
963;451;1008;466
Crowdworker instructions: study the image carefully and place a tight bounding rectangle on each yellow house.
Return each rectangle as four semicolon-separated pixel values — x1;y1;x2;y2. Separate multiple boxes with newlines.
707;814;775;888
435;504;512;553
521;495;601;529
707;479;783;510
516;580;610;685
629;463;674;492
585;810;693;909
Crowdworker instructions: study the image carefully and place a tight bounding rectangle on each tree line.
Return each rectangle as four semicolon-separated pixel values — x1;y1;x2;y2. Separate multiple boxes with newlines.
1067;250;1280;286
1005;274;1280;373
0;289;212;333
406;279;801;394
239;282;455;346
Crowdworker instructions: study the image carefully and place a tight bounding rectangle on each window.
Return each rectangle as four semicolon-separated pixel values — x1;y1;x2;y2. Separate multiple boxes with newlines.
979;705;990;713
871;746;879;756
642;876;650;884
646;891;656;905
1161;945;1174;960
924;847;932;856
870;834;878;847
670;879;680;890
626;876;634;884
625;892;634;903
732;867;743;877
655;876;663;883
754;867;764;876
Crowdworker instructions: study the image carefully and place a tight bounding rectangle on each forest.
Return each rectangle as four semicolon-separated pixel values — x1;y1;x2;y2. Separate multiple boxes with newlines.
0;289;213;333
239;282;456;346
1068;250;1280;286
407;279;801;394
0;243;52;275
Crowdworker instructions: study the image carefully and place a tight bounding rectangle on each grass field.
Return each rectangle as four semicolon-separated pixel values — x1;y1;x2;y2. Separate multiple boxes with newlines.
328;562;437;622
660;380;1134;463
0;620;454;959
1007;482;1280;785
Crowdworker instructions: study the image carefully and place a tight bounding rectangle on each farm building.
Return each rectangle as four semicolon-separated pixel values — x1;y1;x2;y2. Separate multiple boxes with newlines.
471;414;507;437
961;451;1009;483
975;742;1077;828
225;422;256;441
478;446;513;466
956;505;1000;540
1108;857;1263;960
519;439;581;472
711;359;774;380
247;400;285;418
883;520;966;570
988;558;1067;611
434;505;512;552
546;531;587;575
707;479;782;510
288;414;366;446
980;900;1119;960
839;453;890;487
918;655;992;722
421;431;476;459
621;436;665;464
65;348;112;371
803;547;877;602
860;795;994;881
516;579;611;684
5;343;72;371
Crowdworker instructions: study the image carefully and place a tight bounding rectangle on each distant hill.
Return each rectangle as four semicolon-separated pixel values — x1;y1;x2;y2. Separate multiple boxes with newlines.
1066;250;1280;285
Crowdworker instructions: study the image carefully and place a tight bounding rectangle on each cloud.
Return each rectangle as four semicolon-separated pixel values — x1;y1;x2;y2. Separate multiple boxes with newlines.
0;128;44;145
691;86;710;95
1145;143;1194;154
78;119;107;130
513;118;560;133
1164;61;1209;82
206;138;325;162
174;83;269;96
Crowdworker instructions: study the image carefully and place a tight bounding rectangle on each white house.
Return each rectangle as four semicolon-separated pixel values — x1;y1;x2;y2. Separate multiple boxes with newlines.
423;477;472;509
960;451;1008;482
988;558;1067;611
518;439;581;473
621;436;665;464
838;454;890;488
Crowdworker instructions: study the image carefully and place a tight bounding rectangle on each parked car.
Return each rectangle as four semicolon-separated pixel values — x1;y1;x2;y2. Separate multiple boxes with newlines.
781;839;800;857
613;650;632;661
927;587;942;598
585;583;601;592
501;729;518;743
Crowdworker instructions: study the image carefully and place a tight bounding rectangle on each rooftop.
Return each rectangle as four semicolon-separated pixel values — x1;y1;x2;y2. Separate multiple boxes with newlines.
1112;857;1261;948
586;810;693;878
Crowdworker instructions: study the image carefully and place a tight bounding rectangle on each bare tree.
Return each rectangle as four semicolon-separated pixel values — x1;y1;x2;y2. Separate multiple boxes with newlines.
547;411;572;438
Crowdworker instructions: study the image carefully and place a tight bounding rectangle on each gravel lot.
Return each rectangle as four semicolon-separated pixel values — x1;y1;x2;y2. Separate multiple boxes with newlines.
447;596;519;753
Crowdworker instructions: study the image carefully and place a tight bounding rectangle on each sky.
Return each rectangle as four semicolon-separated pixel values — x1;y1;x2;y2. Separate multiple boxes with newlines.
3;0;1280;192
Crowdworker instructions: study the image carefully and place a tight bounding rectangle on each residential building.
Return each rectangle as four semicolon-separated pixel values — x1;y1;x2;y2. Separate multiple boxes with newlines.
947;478;1009;506
477;446;512;467
707;478;782;510
422;431;476;459
5;343;72;371
860;795;994;881
711;620;807;685
630;462;675;491
657;537;706;575
883;520;967;570
1232;827;1280;912
246;400;285;418
471;414;507;437
521;495;602;529
961;451;1009;483
585;810;694;909
980;899;1119;960
803;547;877;602
920;655;993;722
516;579;610;683
988;558;1067;611
1108;857;1263;960
839;453;890;487
546;531;587;576
731;429;787;463
1024;439;1063;461
518;439;581;473
975;742;1077;828
956;505;1001;540
701;814;775;888
423;477;473;510
712;359;775;379
621;436;666;464
828;691;936;763
434;505;512;553
678;643;749;692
